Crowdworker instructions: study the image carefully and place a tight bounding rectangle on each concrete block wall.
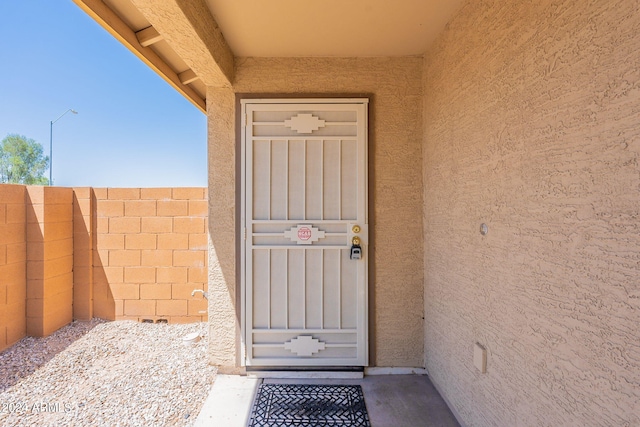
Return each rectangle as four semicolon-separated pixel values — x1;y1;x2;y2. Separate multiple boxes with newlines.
0;185;27;352
0;185;207;351
25;186;74;337
93;188;208;323
73;187;93;320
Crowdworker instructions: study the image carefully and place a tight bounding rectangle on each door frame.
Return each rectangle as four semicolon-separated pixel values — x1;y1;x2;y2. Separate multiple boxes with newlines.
239;97;370;367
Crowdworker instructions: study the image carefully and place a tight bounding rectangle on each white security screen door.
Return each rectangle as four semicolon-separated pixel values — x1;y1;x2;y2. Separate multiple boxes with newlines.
242;99;368;367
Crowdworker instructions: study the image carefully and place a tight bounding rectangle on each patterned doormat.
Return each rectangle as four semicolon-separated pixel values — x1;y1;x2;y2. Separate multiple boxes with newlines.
248;384;371;427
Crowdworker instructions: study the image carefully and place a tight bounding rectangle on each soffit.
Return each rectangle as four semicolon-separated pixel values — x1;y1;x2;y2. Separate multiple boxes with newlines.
103;0;192;75
77;0;207;111
75;0;465;110
204;0;466;57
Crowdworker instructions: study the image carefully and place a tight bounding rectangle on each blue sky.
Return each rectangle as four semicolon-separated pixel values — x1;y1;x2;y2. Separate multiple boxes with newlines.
0;1;207;187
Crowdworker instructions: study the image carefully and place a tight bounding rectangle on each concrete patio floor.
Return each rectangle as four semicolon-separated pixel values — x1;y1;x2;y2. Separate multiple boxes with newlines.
194;374;460;427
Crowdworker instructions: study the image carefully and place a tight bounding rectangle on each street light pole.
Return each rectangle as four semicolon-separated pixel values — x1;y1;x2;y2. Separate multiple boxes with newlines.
49;108;78;186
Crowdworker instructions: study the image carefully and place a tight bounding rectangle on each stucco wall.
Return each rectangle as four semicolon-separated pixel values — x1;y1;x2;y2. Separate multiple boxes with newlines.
206;87;238;369
422;1;640;426
207;57;425;368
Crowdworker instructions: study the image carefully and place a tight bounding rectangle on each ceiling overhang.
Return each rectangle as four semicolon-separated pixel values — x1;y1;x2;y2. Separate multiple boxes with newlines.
205;0;466;57
73;0;465;112
128;0;234;86
73;0;236;112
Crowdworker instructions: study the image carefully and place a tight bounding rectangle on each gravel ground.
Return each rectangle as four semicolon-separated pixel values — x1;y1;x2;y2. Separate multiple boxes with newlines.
0;319;216;427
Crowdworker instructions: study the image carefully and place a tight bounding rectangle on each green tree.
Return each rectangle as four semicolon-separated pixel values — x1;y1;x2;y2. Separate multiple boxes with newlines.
0;134;50;185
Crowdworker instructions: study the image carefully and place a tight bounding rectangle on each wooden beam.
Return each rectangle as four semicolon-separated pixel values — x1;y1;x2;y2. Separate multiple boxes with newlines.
178;69;199;85
129;0;234;87
136;26;163;47
72;0;205;112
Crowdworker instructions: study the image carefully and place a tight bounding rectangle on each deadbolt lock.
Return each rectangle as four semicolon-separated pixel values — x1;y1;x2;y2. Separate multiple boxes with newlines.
352;225;361;234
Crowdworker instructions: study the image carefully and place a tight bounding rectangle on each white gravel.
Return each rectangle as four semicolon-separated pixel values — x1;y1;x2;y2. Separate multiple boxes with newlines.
0;319;216;427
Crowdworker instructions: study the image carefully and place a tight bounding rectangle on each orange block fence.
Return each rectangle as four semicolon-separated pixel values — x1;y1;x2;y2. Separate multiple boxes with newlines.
0;185;27;351
0;184;208;352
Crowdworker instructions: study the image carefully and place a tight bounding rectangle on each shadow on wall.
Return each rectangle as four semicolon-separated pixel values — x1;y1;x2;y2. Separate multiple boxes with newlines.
0;184;27;352
92;255;116;320
88;187;209;324
74;187;115;320
24;186;74;338
0;184;208;353
24;192;45;335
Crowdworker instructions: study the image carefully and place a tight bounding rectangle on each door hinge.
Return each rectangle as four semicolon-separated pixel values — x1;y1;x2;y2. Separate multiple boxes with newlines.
243;228;247;240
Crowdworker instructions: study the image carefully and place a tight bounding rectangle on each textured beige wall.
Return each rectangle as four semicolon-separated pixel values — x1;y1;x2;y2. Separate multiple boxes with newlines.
207;57;425;368
422;1;640;426
206;87;240;370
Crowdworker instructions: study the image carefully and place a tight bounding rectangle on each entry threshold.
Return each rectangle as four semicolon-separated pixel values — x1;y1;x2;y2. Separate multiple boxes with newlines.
246;366;365;379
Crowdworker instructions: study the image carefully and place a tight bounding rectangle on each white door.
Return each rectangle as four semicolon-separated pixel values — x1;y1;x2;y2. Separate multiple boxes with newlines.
242;99;368;367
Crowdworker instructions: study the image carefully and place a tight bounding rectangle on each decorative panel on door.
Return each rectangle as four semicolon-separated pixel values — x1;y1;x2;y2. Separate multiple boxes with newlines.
242;100;368;366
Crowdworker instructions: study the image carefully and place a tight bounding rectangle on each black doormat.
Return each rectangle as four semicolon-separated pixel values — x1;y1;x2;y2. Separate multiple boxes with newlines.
248;384;371;427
